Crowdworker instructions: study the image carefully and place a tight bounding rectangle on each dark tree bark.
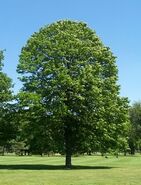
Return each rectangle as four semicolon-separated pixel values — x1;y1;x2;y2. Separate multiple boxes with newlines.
129;141;135;155
2;146;5;156
64;122;72;168
130;147;135;155
65;152;72;169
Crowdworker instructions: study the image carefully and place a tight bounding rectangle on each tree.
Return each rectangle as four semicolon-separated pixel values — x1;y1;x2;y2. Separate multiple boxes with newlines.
0;51;12;102
0;50;16;154
17;20;129;168
0;104;19;155
129;101;141;154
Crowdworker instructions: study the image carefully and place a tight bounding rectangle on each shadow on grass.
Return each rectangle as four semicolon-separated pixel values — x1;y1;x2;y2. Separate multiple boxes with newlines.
0;164;114;170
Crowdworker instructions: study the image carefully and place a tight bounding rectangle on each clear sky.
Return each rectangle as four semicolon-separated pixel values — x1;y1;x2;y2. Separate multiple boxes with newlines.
1;0;141;104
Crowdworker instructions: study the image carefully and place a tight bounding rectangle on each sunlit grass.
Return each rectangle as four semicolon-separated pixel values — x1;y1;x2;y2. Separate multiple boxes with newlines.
0;155;141;185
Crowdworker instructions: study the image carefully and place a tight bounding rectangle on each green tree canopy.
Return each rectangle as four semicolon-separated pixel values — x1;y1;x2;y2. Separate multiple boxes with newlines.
0;50;16;153
129;101;141;154
17;20;129;168
0;51;13;102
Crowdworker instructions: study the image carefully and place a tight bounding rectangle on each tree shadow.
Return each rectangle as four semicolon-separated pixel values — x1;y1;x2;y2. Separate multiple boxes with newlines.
0;164;115;170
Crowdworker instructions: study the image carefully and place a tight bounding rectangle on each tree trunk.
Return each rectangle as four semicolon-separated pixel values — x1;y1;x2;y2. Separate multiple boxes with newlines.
64;120;72;169
129;140;135;155
65;153;72;168
130;147;135;155
2;146;5;156
124;150;127;156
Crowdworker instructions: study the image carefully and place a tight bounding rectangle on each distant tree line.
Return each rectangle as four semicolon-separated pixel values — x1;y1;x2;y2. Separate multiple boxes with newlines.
128;102;141;155
0;20;139;168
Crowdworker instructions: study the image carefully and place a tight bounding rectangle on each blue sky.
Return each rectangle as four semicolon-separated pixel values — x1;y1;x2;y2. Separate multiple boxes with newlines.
1;0;141;103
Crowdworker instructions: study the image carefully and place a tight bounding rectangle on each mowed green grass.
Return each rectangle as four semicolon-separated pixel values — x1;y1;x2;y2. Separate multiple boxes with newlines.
0;155;141;185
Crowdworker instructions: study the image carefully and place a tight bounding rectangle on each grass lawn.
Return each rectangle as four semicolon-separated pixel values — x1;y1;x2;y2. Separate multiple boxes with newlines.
0;155;141;185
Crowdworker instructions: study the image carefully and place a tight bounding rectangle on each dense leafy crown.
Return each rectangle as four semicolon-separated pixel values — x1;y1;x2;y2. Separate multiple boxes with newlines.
17;20;129;154
17;20;119;111
0;51;12;102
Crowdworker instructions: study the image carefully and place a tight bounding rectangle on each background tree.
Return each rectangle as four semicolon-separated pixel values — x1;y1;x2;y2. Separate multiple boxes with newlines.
17;20;129;168
129;101;141;154
0;51;12;102
0;50;17;154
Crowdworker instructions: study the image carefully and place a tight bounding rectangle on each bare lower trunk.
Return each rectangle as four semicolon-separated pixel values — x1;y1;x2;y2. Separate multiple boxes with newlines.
129;140;135;155
2;146;5;156
64;122;72;168
130;147;135;155
65;153;72;168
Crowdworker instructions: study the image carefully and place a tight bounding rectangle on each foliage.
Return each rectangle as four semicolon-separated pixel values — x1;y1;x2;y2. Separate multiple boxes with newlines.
0;50;16;154
16;92;56;155
129;101;141;154
17;20;129;167
0;51;13;102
